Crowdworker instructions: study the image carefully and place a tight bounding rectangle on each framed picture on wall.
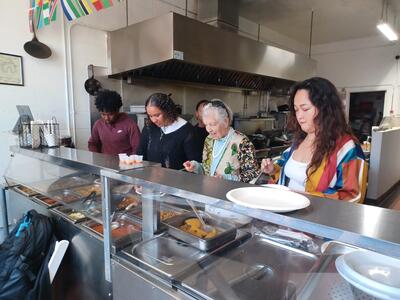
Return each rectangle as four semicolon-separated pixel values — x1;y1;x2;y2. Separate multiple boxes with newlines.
0;52;24;86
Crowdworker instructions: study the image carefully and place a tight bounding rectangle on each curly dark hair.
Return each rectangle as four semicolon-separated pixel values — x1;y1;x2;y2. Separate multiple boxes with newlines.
287;77;357;176
145;93;179;122
95;90;122;112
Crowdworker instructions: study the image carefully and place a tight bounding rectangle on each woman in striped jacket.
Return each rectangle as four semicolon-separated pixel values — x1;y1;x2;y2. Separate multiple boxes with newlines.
261;77;365;201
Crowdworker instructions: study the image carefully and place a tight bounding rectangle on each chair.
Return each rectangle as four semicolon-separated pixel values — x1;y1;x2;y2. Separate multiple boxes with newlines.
349;160;368;203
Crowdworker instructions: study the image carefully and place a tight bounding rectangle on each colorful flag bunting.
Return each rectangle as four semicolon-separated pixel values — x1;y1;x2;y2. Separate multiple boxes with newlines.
78;0;93;15
50;0;58;22
102;0;113;9
91;0;103;11
61;0;81;20
43;0;50;25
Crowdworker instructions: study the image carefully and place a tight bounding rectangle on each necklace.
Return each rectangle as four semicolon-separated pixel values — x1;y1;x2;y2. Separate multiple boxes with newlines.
212;129;233;159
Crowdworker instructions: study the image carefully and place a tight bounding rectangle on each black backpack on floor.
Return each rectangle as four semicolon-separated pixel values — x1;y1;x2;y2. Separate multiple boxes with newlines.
0;209;54;300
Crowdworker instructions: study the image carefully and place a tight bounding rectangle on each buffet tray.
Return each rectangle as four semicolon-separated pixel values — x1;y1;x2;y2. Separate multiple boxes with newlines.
130;203;188;222
81;213;142;250
121;230;251;280
31;194;60;208
164;212;237;251
13;185;38;197
51;206;88;224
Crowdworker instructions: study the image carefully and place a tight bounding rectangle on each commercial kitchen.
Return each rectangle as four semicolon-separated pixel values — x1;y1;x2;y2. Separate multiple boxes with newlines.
1;1;400;299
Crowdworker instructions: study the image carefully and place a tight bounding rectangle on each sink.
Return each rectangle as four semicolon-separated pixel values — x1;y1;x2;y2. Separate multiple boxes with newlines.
179;235;318;300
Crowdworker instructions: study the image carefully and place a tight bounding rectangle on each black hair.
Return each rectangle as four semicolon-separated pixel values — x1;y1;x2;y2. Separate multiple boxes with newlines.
145;93;179;122
288;77;356;176
95;90;123;112
195;99;210;111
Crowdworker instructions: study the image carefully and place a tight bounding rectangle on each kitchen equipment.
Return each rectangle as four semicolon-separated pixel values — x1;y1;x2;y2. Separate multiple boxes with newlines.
122;231;250;280
186;199;213;233
164;212;237;251
84;64;102;96
31;194;60;208
180;235;318;300
233;118;275;136
226;187;310;213
23;18;52;59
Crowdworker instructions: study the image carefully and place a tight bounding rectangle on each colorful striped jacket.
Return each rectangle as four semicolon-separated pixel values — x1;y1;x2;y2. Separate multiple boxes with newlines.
271;135;365;201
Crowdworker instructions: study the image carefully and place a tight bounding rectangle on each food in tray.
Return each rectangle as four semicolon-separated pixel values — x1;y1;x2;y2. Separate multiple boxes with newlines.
73;185;102;197
112;184;134;194
59;193;81;203
133;210;181;221
15;185;37;195
179;218;218;239
36;195;58;206
68;211;86;221
117;195;141;210
90;222;141;239
160;211;181;221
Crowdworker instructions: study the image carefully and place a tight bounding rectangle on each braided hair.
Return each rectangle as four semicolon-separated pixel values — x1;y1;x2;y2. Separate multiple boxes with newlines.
145;93;180;122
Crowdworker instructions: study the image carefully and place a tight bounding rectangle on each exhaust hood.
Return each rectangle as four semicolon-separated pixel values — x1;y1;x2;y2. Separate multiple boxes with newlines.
108;12;316;90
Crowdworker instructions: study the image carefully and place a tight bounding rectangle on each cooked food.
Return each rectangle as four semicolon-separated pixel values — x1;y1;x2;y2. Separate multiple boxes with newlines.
133;210;181;221
59;193;80;203
36;195;58;206
68;212;86;221
16;185;36;195
112;184;134;194
73;184;101;197
160;211;180;221
90;222;140;239
117;195;140;210
179;218;218;239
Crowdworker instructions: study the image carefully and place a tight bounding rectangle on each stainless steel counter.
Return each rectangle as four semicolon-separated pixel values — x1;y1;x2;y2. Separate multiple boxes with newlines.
10;146;159;175
101;166;400;259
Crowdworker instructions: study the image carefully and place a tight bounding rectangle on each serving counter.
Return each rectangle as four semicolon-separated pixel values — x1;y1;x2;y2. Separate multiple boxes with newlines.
4;146;400;300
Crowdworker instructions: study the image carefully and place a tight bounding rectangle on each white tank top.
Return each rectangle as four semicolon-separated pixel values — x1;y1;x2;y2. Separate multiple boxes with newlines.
285;155;308;192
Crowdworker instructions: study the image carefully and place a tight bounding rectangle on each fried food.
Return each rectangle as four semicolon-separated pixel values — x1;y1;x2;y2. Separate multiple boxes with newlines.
179;218;217;239
68;212;86;221
117;195;141;210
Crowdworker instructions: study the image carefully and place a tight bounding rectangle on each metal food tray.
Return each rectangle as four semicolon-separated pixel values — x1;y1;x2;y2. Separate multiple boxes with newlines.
164;212;237;251
114;193;142;212
51;206;88;223
130;203;188;222
31;194;61;208
13;185;39;197
72;183;102;197
50;189;83;204
82;214;142;250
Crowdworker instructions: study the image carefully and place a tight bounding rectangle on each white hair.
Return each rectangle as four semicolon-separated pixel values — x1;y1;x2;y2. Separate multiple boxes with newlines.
202;99;233;124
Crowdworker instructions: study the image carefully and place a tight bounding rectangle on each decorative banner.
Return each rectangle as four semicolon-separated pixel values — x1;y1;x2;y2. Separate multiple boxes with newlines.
28;0;117;27
91;0;104;11
78;0;93;15
28;0;58;30
50;0;58;21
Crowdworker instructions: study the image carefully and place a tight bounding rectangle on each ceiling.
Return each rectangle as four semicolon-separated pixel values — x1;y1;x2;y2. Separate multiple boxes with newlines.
238;0;400;45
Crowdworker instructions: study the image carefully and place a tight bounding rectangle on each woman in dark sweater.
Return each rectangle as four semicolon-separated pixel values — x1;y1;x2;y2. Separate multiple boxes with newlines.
137;93;201;169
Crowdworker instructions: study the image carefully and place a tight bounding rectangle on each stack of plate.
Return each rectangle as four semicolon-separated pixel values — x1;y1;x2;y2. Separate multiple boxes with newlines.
335;250;400;299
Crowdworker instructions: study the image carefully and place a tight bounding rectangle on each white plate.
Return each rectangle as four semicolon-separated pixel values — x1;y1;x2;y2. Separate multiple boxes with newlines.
226;187;310;213
261;184;291;191
335;250;400;300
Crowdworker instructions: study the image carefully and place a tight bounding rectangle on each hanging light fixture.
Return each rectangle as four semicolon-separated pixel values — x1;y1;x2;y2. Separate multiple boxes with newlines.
377;0;398;41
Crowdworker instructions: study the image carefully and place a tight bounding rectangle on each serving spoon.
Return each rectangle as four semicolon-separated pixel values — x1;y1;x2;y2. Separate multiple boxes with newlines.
186;199;213;232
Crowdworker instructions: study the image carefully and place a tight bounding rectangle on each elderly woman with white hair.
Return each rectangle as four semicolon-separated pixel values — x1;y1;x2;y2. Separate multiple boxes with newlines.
183;99;259;183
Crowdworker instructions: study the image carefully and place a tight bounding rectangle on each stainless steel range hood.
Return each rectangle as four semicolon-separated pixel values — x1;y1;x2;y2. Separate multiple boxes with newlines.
108;13;316;90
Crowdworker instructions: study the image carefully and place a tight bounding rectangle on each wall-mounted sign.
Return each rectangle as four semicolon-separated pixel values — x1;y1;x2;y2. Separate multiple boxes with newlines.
0;53;24;86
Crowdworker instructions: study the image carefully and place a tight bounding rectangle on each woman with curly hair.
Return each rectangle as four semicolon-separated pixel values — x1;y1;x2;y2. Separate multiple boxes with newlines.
137;93;201;169
261;77;365;201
